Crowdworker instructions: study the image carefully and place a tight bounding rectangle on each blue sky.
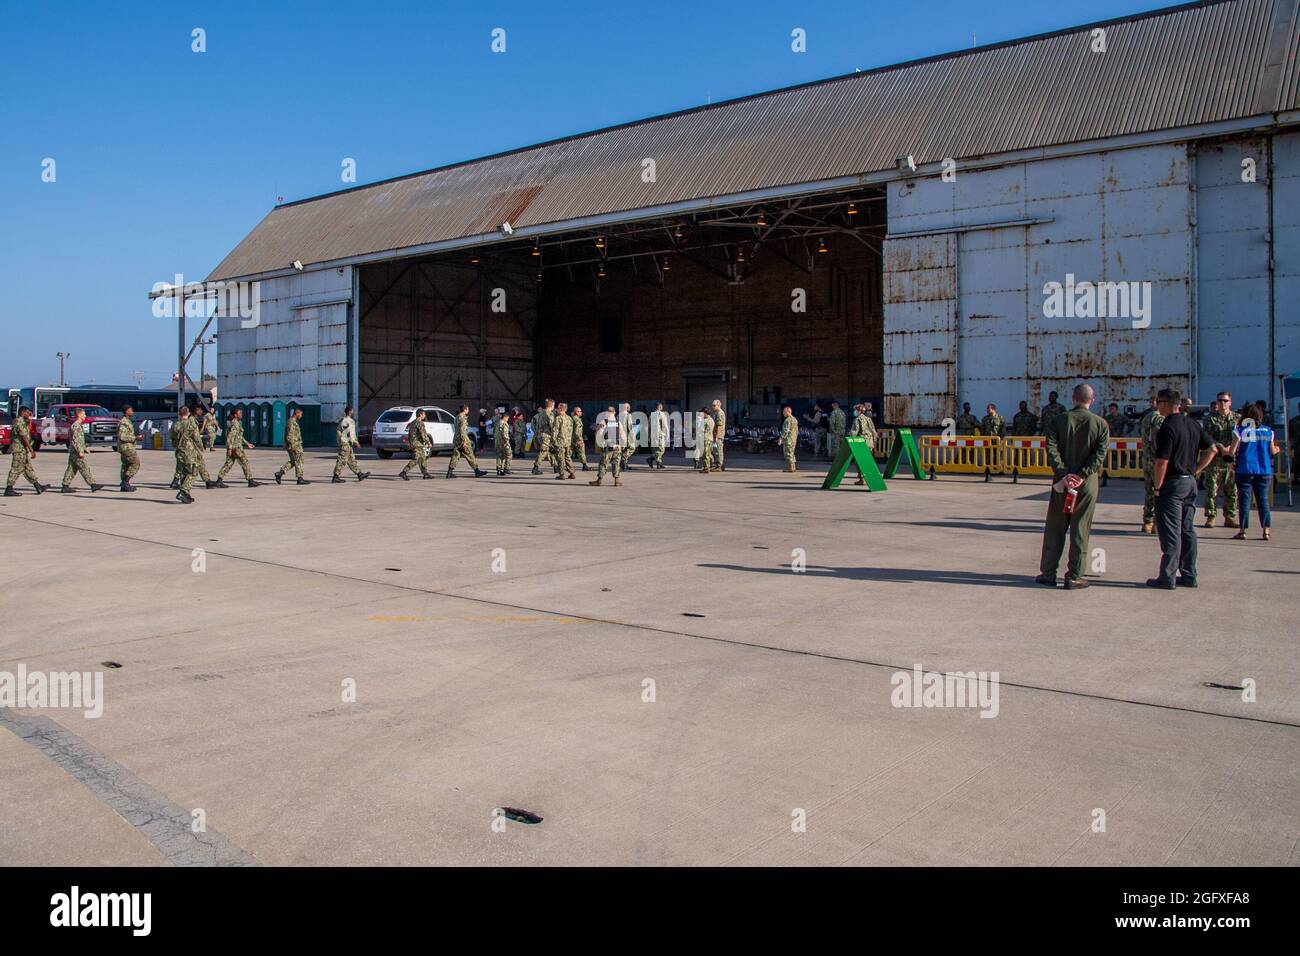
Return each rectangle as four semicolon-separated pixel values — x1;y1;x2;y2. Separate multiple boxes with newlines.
0;0;1173;388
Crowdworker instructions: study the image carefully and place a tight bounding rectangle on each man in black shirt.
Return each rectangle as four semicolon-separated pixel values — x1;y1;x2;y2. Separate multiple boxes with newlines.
1148;388;1217;589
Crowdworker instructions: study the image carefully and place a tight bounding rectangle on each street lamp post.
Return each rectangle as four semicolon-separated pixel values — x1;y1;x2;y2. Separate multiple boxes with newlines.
56;352;70;386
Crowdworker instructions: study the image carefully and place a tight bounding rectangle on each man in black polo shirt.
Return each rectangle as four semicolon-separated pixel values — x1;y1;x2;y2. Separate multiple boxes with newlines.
1148;388;1217;589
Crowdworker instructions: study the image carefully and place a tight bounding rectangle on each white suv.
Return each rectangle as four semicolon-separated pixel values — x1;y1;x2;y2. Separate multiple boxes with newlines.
372;406;477;458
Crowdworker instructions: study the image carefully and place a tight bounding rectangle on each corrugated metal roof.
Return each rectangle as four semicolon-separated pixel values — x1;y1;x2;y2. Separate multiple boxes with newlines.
210;0;1300;281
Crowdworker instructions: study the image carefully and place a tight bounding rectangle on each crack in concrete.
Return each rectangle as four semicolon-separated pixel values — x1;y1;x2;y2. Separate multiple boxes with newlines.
0;708;259;866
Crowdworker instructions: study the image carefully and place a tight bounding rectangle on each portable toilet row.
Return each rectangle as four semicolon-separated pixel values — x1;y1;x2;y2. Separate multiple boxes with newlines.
213;400;323;447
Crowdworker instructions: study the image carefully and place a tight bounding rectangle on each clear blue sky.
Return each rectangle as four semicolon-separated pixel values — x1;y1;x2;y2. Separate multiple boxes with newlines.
0;0;1172;388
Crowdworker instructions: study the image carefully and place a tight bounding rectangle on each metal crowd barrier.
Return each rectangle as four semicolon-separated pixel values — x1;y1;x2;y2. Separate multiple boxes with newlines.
920;435;1001;481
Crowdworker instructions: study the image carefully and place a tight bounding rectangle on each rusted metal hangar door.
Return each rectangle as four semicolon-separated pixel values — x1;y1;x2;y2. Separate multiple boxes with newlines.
882;233;957;426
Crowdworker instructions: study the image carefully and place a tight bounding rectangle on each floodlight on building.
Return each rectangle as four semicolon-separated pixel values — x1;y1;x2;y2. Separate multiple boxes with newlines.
499;221;514;235
897;154;917;175
292;260;304;271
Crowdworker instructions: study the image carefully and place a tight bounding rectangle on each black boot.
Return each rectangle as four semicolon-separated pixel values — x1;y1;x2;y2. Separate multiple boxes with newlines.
446;470;455;479
90;483;105;492
357;472;370;481
206;480;219;489
34;483;48;494
297;478;311;485
474;468;486;478
3;486;18;497
60;486;75;494
169;480;179;489
176;491;194;504
332;476;346;483
400;471;410;481
248;479;261;488
274;470;283;485
120;482;137;493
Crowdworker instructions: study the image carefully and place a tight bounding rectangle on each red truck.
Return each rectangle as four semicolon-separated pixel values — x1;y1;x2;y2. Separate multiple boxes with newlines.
32;403;123;450
0;410;11;454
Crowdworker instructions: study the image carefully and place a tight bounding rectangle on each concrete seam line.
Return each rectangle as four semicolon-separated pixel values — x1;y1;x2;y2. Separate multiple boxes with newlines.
0;708;260;867
3;512;1298;731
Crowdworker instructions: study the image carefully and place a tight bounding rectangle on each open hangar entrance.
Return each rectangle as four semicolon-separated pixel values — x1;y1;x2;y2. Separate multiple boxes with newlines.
353;186;885;432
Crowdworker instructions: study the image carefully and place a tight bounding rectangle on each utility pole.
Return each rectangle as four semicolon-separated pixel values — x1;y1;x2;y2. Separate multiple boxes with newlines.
56;351;70;386
199;335;217;395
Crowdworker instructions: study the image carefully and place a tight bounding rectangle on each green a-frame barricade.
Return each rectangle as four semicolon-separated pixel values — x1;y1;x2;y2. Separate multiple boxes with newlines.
821;429;925;491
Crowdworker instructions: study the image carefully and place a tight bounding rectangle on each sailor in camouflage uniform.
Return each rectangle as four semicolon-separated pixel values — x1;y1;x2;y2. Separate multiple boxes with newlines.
531;400;555;475
955;403;980;434
1138;396;1165;533
59;407;104;492
1201;394;1239;528
511;408;527;458
116;405;140;492
275;407;312;484
571;405;588;471
696;407;714;475
980;404;1006;438
619;403;636;470
398;408;433;481
780;406;798;472
3;407;48;496
552;402;576;479
331;406;369;482
1039;391;1067;436
1104;403;1127;438
173;409;218;489
1011;401;1039;436
849;403;877;485
647;403;669;469
447;405;486;478
495;410;513;475
217;408;260;486
827;401;846;462
711;399;728;472
590;407;624;487
175;407;204;504
198;409;218;451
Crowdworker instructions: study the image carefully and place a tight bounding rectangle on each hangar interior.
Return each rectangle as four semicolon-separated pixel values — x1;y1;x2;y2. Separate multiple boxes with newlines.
355;188;885;426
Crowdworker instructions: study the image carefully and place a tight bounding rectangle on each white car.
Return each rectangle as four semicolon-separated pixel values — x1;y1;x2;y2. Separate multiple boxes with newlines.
371;405;476;458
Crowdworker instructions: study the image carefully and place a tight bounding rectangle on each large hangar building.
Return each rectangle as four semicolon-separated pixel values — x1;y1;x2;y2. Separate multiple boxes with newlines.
207;0;1300;430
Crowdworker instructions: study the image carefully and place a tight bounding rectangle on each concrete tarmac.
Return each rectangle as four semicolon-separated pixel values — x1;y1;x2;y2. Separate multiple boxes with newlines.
1;445;1296;865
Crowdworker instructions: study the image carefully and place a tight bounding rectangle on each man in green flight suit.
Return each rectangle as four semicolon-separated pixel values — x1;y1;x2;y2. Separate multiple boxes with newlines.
1036;384;1109;590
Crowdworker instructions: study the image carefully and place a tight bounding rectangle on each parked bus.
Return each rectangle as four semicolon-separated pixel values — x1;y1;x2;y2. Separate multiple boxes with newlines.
7;385;206;419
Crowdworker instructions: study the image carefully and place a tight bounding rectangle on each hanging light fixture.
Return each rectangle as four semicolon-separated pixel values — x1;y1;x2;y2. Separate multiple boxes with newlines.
756;209;768;227
535;270;543;282
817;238;828;254
470;254;480;264
847;202;858;217
595;235;605;250
531;241;540;257
673;224;684;240
662;256;670;272
597;262;606;278
736;246;746;263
